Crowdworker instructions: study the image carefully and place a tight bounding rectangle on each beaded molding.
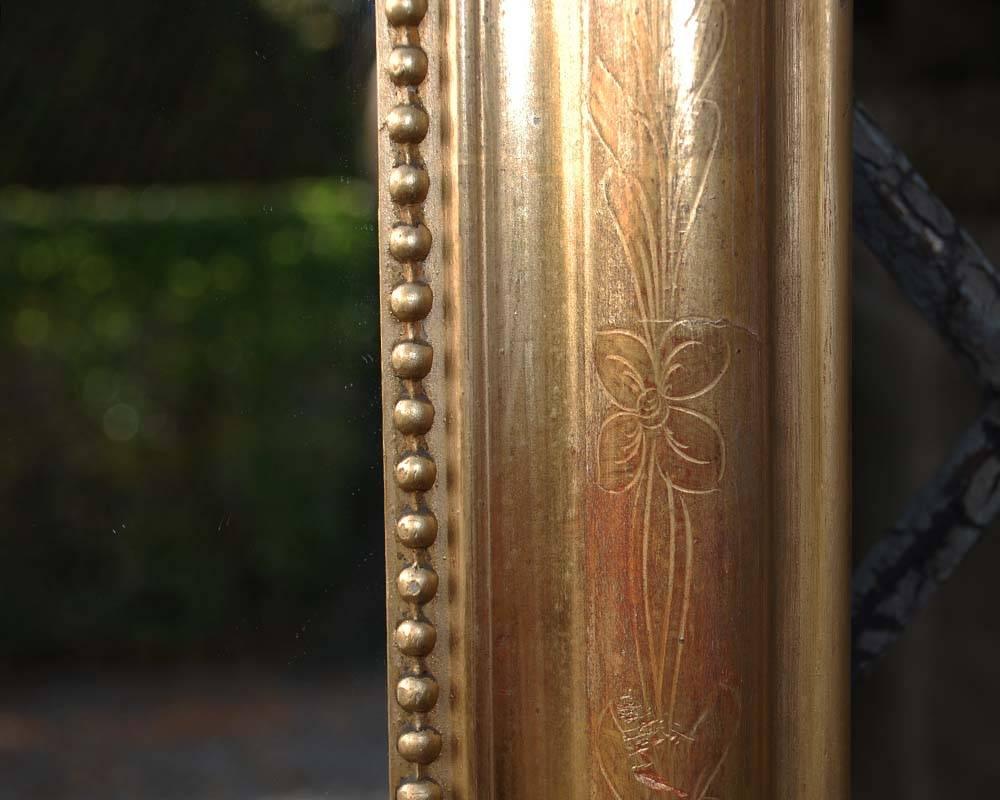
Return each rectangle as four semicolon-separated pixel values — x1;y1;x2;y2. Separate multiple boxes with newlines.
382;2;443;799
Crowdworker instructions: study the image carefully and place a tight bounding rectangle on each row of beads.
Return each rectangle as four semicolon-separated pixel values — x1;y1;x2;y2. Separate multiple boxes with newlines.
384;2;443;800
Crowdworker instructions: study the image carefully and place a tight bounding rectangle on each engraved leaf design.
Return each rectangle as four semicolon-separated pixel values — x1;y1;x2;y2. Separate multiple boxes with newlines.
675;0;727;103
596;330;656;410
630;0;660;109
590;58;630;163
653;406;724;494
605;170;660;320
598;412;647;494
596;683;741;800
666;98;721;283
678;683;741;800
656;320;731;401
597;701;640;800
671;0;725;234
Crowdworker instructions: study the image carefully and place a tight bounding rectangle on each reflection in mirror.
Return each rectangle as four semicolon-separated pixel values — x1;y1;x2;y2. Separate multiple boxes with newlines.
1;2;384;796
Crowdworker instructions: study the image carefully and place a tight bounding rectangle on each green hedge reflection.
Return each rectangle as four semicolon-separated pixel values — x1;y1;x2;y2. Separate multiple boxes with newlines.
0;181;382;661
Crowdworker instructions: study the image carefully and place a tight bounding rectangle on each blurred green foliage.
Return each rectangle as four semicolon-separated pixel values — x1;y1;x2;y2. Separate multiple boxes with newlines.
0;0;372;186
0;181;383;661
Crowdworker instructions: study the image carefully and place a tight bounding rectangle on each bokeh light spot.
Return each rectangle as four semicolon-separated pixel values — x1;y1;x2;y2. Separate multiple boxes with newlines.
103;403;140;442
94;308;135;345
212;254;247;292
169;258;208;298
14;308;50;347
83;368;120;408
77;255;113;293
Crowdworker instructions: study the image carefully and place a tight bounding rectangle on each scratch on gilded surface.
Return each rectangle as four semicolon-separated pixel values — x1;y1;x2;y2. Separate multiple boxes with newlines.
641;317;760;342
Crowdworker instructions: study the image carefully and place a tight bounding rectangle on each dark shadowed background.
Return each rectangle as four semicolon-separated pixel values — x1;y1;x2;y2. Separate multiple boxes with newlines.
853;0;1000;796
0;0;997;797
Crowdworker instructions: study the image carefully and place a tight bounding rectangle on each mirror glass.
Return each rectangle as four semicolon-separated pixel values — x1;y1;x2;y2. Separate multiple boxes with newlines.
1;2;385;796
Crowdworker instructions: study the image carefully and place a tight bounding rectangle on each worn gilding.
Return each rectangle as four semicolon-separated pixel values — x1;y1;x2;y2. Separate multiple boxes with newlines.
378;1;850;797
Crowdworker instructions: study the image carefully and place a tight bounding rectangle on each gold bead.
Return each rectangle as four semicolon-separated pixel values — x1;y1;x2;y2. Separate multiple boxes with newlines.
388;165;430;206
394;619;436;656
396;674;439;713
387;46;428;87
385;0;427;26
397;727;442;765
391;341;433;380
395;454;437;492
389;223;432;261
394;398;435;436
396;511;438;548
390;281;433;321
397;780;442;800
397;565;438;604
386;104;429;144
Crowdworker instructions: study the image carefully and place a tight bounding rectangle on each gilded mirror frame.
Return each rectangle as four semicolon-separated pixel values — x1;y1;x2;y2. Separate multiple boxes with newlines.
375;1;851;797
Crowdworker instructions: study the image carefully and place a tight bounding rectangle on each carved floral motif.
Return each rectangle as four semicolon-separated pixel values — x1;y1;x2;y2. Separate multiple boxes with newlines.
589;1;739;797
595;324;728;496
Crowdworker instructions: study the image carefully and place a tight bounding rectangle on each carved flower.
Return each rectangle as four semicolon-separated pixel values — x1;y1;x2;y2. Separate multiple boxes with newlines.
596;321;729;494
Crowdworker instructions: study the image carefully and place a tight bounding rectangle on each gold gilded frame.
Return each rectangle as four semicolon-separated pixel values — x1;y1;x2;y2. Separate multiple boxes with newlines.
376;1;851;797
